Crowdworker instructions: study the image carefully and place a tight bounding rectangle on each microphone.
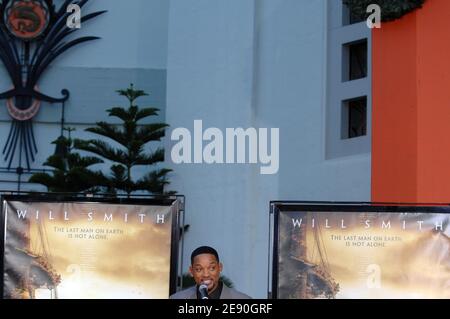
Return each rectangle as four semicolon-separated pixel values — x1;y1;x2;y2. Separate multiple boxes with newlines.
199;283;209;299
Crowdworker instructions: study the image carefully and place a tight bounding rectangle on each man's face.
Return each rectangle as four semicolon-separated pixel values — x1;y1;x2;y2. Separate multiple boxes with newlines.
189;253;223;293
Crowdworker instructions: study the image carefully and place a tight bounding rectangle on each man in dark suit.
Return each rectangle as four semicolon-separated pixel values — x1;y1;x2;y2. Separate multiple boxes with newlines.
170;246;251;299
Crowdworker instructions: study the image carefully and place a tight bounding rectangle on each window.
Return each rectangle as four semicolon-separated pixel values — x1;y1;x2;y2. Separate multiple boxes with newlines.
342;97;367;139
342;39;367;82
342;1;365;25
326;0;371;158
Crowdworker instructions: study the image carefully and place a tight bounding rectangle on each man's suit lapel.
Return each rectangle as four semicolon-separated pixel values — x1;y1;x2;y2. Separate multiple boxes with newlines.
220;285;232;299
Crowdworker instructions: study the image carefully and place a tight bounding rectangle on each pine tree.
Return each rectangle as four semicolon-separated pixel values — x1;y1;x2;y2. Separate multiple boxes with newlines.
29;128;106;193
75;84;172;195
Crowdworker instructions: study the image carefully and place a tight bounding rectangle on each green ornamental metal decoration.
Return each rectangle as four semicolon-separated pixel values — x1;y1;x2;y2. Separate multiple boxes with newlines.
343;0;426;22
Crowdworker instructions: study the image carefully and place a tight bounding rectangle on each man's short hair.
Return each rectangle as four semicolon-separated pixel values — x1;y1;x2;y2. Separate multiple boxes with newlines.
191;246;220;264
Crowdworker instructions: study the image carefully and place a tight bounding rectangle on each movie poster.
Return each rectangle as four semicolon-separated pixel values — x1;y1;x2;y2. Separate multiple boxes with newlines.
276;209;450;299
3;200;176;299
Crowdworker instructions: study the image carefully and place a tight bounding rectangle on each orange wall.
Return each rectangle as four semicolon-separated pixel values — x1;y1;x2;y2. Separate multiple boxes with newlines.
372;0;450;203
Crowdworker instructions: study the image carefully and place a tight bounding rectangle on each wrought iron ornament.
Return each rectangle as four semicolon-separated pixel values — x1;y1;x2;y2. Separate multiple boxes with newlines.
4;0;50;40
0;0;106;170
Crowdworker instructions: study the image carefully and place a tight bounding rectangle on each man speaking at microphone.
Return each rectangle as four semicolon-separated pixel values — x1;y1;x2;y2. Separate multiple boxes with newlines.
170;246;251;299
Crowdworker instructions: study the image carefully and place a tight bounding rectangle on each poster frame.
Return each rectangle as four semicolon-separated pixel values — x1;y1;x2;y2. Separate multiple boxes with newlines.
0;192;184;299
268;200;450;299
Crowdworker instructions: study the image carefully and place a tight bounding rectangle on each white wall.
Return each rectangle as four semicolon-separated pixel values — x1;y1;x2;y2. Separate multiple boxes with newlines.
166;0;371;298
52;0;169;69
166;0;257;296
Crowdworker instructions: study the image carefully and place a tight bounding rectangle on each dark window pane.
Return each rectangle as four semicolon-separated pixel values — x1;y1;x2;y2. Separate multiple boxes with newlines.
349;41;367;80
342;1;366;25
342;39;368;82
349;11;365;24
342;97;367;139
